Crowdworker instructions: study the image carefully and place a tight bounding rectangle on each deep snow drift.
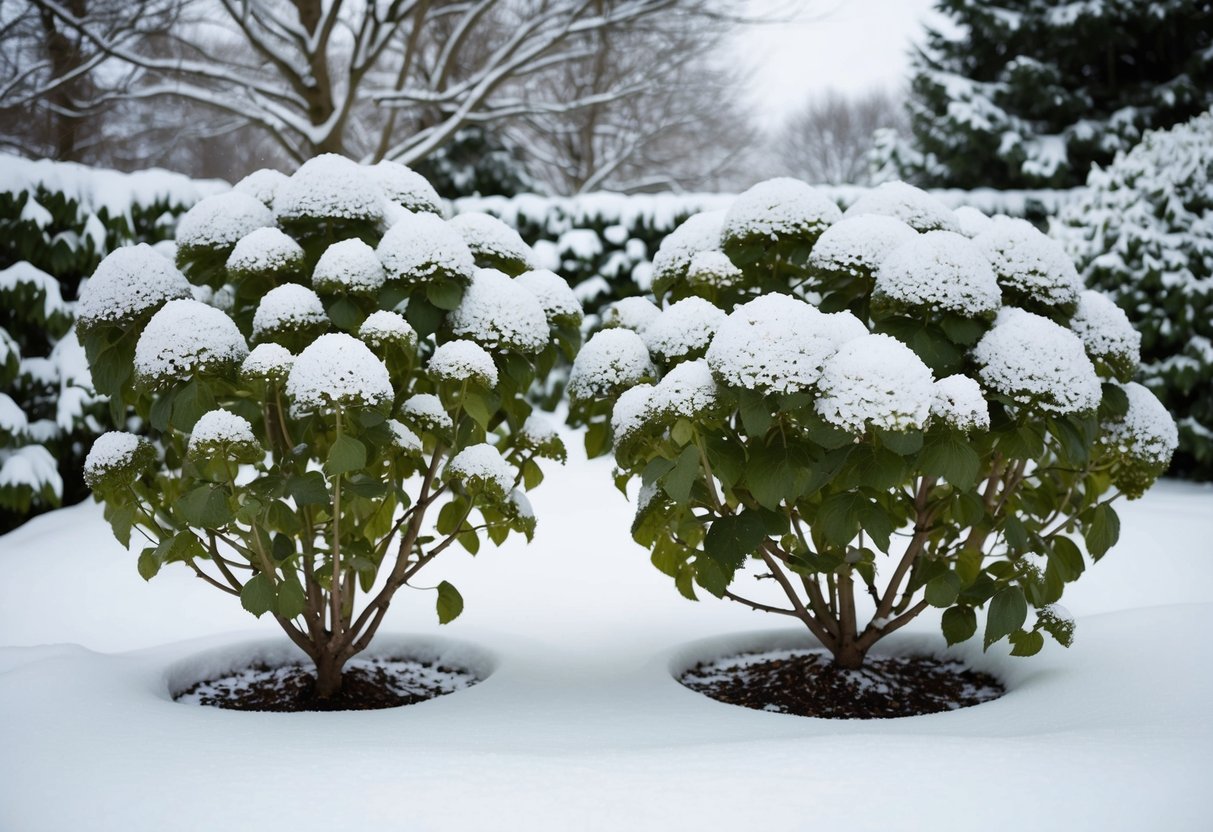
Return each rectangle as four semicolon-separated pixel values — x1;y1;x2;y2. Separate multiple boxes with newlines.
1;436;1211;831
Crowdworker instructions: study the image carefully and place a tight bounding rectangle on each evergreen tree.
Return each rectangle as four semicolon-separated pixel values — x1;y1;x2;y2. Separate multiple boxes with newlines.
889;0;1213;189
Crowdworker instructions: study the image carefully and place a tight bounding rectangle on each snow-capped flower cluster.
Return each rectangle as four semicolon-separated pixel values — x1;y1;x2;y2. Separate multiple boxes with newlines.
312;238;387;295
874;231;1002;317
516;413;567;461
251;284;328;341
83;431;155;490
641;297;726;363
446;443;514;499
274;154;383;225
378;210;476;286
568;328;655;400
647;359;720;422
843;181;960;233
233;169;288;209
187;409;261;463
722;178;841;247
611;383;654;442
358;310;417;350
1101;382;1178;470
953;205;993;238
1067;290;1141;379
602;297;661;332
514;269;583;326
447;268;550;353
134;299;249;386
814;333;935;433
931;375;990;432
285;332;392;413
400;393;453;433
651;210;725;288
705;294;865;394
240;343;294;383
387;419;423;457
176;191;273;252
974;217;1081;308
76;244;192;332
428;339;499;387
376;160;443;215
971;307;1101;414
685;250;743;289
807;214;918;282
226;227;305;277
450;212;533;271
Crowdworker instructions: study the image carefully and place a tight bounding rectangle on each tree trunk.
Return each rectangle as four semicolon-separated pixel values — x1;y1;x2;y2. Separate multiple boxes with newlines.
311;649;346;700
832;639;866;671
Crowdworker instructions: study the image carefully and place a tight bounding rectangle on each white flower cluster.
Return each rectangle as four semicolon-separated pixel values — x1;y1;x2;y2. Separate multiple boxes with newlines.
226;227;304;276
375;160;443;215
603;297;661;332
449;212;534;270
274;154;384;225
77;244;192;331
428;339;499;387
251;284;328;341
1067;290;1141;374
974;217;1081;308
400;393;453;432
874;231;1002;317
641;297;726;363
843;181;960;233
187;409;260;461
808;215;918;281
233;169;288;209
378;210;476;285
722;178;841;245
815;333;936;433
285;332;392;413
359;310;417;349
176;191;273;251
931;375;990;432
241;343;294;383
134;299;249;386
446;442;514;498
83;431;153;489
1101;381;1178;468
514;269;583;326
647;359;720;422
568;328;655;400
686;250;743;289
953;206;993;238
387;419;424;456
312;238;387;295
651;210;725;286
447;268;551;354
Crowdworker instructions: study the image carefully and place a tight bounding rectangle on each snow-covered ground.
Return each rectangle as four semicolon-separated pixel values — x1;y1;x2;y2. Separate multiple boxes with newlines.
1;436;1211;831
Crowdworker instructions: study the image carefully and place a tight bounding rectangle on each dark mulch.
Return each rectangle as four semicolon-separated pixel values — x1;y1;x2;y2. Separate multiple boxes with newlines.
175;656;478;712
680;648;1004;719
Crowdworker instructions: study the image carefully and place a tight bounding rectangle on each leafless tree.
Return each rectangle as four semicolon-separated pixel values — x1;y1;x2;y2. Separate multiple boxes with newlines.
769;87;907;185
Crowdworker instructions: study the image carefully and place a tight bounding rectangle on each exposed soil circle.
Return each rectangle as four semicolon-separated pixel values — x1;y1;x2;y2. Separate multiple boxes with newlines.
680;647;1004;719
175;654;480;712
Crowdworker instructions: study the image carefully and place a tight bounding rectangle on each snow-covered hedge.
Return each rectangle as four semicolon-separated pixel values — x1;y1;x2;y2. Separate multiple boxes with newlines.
1053;110;1213;480
80;155;581;700
0;154;222;530
569;177;1174;670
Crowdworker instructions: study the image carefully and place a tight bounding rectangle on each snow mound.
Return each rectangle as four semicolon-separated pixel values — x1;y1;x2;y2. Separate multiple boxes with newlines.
931;375;990;432
602;297;661;332
240;343;294;382
187;410;259;460
400;393;453;432
374;160;443;215
874;230;1002;317
446;443;514;498
225;227;304;276
953;205;993;238
387;420;423;456
377;211;475;286
843;181;960;233
449;212;533;270
1068;290;1141;376
448;268;551;354
77;244;192;331
275;154;383;224
176;192;273;251
233;169;288;209
514;269;582;326
651;210;725;287
722;178;841;246
972;307;1101;414
134;299;248;386
82;431;153;489
611;383;654;442
428;339;499;387
641;297;726;363
1102;382;1178;470
312;238;386;295
251;284;328;341
359;310;417;349
815;333;935;433
974;217;1081;308
648;359;720;421
686;250;743;289
568;328;655;400
285;332;392;413
808;214;918;280
706;294;865;394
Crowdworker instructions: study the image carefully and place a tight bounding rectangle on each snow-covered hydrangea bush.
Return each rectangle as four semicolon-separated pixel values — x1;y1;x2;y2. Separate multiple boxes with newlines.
1053;110;1213;480
78;154;581;700
569;176;1174;670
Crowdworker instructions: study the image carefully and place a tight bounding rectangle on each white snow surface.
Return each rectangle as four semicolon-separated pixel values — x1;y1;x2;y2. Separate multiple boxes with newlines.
641;297;726;363
0;444;62;495
722;178;841;243
449;212;533;266
76;244;192;328
312;238;387;294
1;261;69;322
188;410;257;455
377;210;476;285
931;375;990;432
1;433;1210;831
133;299;248;383
251;284;328;339
705;294;866;394
568;328;655;400
603;297;661;332
953;205;994;238
808;214;918;276
815;333;936;433
972;307;1102;414
974;217;1081;308
225;227;304;275
175;192;273;251
446;442;514;496
1069;290;1141;366
428;339;499;387
514;270;582;325
1102;382;1179;467
274;154;383;223
874;230;1002;317
447;269;550;354
285;333;392;413
843;181;962;233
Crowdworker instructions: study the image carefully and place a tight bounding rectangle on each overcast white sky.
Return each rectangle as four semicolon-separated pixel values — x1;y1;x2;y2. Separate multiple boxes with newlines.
733;0;944;124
